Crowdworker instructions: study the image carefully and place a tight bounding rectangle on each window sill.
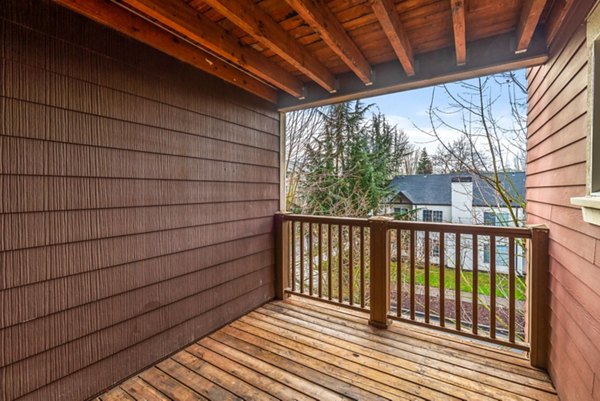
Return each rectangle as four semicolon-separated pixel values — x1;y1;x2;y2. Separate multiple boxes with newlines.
571;196;600;226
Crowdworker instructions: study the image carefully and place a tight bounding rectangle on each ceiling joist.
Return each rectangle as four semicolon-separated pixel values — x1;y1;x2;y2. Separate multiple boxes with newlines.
279;29;548;111
120;0;304;98
203;0;337;93
53;0;277;102
370;0;416;77
450;0;467;66
285;0;373;85
516;0;548;53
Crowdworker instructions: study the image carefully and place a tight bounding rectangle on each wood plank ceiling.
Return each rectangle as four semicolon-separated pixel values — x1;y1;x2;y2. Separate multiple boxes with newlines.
54;0;561;110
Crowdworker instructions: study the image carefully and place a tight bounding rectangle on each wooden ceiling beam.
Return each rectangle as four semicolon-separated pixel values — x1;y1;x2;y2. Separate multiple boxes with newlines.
516;0;547;53
53;0;277;102
202;0;337;93
119;0;304;98
285;0;373;85
450;0;467;66
370;0;416;77
279;29;548;111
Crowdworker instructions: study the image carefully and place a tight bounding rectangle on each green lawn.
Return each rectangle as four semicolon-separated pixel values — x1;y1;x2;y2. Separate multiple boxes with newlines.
391;262;526;301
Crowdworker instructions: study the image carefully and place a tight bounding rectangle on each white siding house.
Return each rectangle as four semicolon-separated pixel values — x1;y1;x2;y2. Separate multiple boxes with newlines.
384;173;526;274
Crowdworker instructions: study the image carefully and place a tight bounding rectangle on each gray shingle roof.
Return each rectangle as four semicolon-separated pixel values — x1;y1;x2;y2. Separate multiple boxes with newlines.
387;172;525;207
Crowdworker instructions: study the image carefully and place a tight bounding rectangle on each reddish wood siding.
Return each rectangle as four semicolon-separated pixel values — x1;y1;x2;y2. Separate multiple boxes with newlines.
0;1;279;400
527;2;600;401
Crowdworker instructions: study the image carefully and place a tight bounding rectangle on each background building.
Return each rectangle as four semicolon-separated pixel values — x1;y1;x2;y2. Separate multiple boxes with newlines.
384;172;527;274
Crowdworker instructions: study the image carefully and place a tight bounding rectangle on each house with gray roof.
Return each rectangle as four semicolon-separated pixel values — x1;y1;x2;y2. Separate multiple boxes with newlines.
384;172;526;225
384;172;527;274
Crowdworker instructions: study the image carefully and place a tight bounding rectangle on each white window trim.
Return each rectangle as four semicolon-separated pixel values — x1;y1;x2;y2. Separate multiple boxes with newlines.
571;195;600;225
571;5;600;225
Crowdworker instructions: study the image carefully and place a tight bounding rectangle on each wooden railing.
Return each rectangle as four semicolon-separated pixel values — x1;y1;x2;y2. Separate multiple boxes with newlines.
277;214;371;310
275;213;549;367
386;220;535;350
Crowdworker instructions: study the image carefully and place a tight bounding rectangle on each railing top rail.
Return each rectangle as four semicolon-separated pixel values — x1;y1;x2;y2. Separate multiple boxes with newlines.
283;214;370;227
387;220;533;238
283;213;533;238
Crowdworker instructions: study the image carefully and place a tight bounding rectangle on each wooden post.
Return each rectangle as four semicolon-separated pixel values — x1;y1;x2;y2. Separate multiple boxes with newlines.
528;225;550;369
368;216;393;329
275;212;291;300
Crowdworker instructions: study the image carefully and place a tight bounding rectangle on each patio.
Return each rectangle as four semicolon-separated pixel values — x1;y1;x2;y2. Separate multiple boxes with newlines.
96;297;557;401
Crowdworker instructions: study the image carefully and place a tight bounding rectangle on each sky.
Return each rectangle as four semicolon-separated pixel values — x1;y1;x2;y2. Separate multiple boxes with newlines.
361;69;527;147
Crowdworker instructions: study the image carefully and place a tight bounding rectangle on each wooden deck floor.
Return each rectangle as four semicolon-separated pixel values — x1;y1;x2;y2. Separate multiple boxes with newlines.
95;297;558;401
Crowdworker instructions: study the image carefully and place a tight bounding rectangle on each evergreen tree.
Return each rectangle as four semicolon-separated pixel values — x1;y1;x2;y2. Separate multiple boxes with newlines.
300;101;407;217
416;148;433;174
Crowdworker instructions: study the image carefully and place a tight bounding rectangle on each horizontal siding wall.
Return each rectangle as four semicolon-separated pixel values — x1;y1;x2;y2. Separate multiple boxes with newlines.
526;3;600;401
0;1;279;400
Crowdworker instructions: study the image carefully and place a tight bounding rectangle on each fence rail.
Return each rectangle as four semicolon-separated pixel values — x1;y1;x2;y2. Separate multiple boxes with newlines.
275;213;549;366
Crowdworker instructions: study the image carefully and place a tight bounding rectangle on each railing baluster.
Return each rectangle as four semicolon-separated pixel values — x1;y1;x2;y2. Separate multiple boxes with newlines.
490;235;497;339
472;234;479;335
318;223;323;298
439;232;445;327
509;236;516;343
397;228;401;317
309;223;313;296
291;221;296;292
349;226;354;305
455;233;461;331
300;222;304;294
328;224;332;300
424;230;430;323
360;226;365;308
410;229;416;320
339;224;343;303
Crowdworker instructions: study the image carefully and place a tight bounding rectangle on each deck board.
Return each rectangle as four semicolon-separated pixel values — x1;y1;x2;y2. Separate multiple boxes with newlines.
97;297;558;401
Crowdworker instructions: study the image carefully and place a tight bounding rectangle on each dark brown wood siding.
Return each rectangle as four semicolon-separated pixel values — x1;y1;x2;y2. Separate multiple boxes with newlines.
0;1;279;400
527;2;600;401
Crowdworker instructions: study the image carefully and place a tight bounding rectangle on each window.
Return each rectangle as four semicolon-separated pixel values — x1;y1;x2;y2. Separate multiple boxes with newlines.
394;207;409;215
571;8;600;225
592;28;600;194
483;212;495;226
423;210;432;221
483;212;510;226
496;244;509;266
423;210;443;222
483;241;510;266
432;239;440;258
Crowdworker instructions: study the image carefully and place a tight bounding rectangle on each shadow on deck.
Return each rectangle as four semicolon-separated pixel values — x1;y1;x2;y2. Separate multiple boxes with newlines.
95;297;557;401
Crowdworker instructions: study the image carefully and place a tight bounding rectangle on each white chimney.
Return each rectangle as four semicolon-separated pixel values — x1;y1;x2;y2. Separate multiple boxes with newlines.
451;176;473;224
